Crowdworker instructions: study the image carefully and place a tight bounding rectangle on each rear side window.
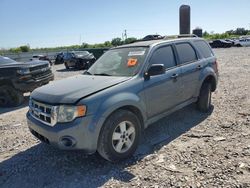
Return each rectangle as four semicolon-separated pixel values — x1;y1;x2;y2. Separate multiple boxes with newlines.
175;43;197;64
194;40;214;58
150;46;176;69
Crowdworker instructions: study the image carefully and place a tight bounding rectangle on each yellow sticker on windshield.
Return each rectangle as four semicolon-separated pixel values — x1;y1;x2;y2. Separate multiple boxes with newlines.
127;58;138;67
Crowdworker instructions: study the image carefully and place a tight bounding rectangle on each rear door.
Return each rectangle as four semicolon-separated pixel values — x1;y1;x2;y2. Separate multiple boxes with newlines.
143;45;182;118
174;42;202;102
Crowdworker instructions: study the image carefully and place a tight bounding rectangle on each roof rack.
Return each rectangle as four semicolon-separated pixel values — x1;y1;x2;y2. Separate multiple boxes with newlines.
164;34;198;40
131;34;199;43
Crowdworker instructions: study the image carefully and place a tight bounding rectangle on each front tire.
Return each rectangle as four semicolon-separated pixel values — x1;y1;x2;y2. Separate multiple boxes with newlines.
0;85;24;107
97;109;141;162
197;82;212;112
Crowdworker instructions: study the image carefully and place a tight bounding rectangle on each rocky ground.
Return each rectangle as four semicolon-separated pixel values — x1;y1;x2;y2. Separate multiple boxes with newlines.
0;47;249;188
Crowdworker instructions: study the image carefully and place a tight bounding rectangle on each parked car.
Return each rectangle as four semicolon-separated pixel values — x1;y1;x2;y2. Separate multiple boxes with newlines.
225;39;235;46
54;52;65;64
142;34;164;41
209;39;232;48
31;55;53;65
234;38;250;47
0;56;54;107
27;37;218;162
63;51;96;69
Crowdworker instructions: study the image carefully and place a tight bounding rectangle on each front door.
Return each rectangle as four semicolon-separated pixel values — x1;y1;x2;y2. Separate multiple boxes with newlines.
143;45;182;118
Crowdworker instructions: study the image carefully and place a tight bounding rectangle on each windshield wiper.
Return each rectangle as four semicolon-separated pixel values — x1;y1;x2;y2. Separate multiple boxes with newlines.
94;73;111;76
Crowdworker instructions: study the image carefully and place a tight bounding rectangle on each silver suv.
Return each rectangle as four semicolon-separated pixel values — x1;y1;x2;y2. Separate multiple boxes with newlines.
27;36;218;162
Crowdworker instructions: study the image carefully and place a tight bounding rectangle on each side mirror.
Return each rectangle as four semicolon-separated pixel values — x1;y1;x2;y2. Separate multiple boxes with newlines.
145;64;165;79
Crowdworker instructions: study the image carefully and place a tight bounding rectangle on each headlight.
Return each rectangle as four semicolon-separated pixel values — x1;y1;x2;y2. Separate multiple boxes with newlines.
17;68;30;75
57;105;87;123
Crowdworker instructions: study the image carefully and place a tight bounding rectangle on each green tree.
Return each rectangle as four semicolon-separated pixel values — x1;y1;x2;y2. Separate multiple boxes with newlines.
235;28;248;35
203;31;209;38
9;47;21;53
19;45;30;52
81;43;89;48
124;37;137;44
104;41;112;47
111;38;123;46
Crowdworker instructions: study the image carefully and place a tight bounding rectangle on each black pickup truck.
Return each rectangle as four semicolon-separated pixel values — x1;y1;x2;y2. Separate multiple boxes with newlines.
0;56;54;107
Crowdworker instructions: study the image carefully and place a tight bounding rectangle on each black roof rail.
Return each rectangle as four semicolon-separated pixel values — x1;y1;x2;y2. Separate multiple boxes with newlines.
164;34;198;40
131;34;199;44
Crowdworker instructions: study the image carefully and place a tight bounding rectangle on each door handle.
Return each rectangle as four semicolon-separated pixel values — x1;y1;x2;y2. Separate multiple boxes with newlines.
196;65;203;70
171;73;179;79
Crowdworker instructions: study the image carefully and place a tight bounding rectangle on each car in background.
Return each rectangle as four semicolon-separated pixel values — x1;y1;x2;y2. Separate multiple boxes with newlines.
234;38;250;47
54;52;65;64
31;55;53;65
209;40;232;48
0;56;54;107
225;39;235;46
142;34;164;41
63;51;96;70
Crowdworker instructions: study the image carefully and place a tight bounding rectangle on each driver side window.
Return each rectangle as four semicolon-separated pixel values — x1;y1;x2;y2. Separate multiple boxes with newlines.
150;45;176;69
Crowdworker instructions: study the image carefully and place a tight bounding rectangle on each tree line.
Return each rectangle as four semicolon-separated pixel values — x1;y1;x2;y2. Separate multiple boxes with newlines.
203;27;250;40
1;27;250;54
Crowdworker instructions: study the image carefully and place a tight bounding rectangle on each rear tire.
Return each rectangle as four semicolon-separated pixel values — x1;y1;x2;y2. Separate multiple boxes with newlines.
65;62;69;69
97;109;141;162
197;82;212;112
0;85;24;107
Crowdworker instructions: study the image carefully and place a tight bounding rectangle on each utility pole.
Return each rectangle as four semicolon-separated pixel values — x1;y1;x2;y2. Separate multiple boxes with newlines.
124;30;127;40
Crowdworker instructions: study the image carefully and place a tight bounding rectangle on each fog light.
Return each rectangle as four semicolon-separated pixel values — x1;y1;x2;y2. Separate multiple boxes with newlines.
60;136;76;147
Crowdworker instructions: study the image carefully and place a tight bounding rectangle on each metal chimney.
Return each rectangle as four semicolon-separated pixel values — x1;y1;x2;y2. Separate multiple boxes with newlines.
179;5;191;34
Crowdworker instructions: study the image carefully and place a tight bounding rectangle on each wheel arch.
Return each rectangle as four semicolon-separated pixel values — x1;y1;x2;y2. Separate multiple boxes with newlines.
202;75;217;92
115;105;144;129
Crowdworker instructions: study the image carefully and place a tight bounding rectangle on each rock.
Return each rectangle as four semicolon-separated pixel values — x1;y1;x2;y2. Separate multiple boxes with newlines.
220;124;232;129
186;133;213;138
213;137;226;141
238;112;250;116
156;154;165;164
13;123;21;127
239;163;246;169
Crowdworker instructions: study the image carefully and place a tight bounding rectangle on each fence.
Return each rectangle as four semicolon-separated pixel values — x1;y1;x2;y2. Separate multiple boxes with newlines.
1;48;110;62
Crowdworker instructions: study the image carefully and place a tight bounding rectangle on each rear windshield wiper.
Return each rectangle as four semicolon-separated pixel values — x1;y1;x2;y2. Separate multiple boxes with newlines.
94;73;111;76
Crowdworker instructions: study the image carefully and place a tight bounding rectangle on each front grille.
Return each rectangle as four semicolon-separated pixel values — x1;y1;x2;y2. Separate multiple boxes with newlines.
32;70;51;80
29;99;55;126
30;64;48;72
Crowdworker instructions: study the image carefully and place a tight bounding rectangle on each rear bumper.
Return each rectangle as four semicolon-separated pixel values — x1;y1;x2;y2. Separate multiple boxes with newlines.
14;73;54;92
26;112;104;154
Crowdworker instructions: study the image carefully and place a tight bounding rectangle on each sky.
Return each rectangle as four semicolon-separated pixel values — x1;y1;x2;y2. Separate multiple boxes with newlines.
0;0;250;49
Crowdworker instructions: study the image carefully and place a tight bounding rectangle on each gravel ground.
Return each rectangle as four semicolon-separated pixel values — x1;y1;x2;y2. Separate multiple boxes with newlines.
0;47;249;188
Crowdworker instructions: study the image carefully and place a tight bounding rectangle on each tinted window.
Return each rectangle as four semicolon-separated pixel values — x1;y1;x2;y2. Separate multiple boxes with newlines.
150;46;176;69
194;40;213;58
176;43;197;64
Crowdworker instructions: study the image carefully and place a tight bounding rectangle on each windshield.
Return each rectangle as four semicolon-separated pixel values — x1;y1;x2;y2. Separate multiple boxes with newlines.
74;51;89;56
0;56;17;64
87;47;148;77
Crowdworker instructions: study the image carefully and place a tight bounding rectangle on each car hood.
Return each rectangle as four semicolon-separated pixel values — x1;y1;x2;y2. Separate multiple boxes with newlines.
31;75;131;104
0;60;49;68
